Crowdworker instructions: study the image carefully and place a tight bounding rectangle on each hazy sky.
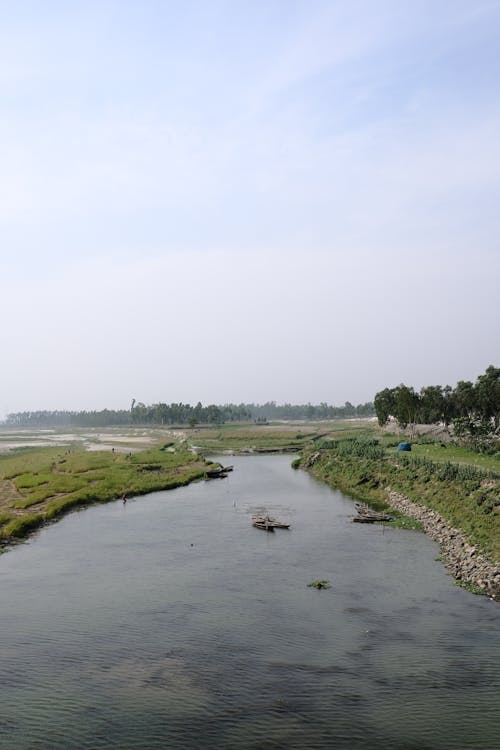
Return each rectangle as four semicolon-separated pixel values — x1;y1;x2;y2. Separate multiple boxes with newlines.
1;0;499;415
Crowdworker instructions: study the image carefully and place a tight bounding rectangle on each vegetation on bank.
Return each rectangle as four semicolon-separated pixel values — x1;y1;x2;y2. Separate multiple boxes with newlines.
0;445;210;544
298;438;500;562
1;418;498;568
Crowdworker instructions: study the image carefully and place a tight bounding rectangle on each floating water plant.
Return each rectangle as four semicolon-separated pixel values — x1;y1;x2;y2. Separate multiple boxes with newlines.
307;579;331;590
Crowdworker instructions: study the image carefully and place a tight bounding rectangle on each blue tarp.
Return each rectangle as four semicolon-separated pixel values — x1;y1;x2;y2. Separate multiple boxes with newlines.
397;442;412;451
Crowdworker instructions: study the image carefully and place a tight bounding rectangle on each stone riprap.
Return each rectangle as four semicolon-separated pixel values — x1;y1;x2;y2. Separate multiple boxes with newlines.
387;490;500;601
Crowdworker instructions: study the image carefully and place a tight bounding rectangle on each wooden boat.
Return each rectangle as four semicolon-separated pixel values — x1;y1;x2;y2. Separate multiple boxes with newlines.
252;519;275;532
252;514;290;530
205;464;233;479
205;467;227;478
266;519;290;529
353;503;392;523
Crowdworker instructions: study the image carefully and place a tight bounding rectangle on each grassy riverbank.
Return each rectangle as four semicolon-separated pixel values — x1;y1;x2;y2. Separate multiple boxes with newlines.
0;421;366;547
189;424;321;454
2;421;498;564
298;438;500;562
0;444;211;546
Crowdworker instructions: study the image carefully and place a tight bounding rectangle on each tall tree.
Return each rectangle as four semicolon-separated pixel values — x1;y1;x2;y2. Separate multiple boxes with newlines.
374;388;396;426
475;365;500;430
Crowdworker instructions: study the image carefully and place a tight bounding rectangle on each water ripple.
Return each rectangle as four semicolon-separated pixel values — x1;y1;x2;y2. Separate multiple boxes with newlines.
0;455;499;750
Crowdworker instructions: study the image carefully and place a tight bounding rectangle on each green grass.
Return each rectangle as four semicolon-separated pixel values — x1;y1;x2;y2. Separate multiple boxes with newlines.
13;472;53;489
1;447;63;479
0;512;14;527
2;513;45;538
0;445;210;543
410;442;500;471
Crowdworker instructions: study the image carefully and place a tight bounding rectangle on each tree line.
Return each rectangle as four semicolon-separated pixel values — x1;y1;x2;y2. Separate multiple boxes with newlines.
3;399;375;428
374;365;499;450
242;401;374;420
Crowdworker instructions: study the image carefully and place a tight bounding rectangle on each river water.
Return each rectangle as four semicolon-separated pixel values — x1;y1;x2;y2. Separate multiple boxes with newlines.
1;455;498;749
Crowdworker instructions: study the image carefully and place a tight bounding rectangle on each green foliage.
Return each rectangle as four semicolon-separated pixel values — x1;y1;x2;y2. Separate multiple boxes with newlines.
14;472;52;489
393;385;419;429
2;513;45;538
58;452;117;473
454;580;487;596
307;580;331;589
410;442;500;471
4;399;376;428
44;494;86;520
327;438;386;460
453;415;499;454
0;512;14;527
476;365;500;430
383;514;423;531
374;388;396;426
398;453;499;481
373;365;499;444
11;475;89;508
315;439;337;450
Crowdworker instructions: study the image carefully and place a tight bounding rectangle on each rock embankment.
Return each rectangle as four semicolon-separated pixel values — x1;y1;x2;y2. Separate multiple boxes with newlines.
387;490;500;601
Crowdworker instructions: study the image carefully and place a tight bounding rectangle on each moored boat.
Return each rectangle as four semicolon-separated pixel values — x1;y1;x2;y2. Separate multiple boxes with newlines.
205;467;227;478
251;514;290;530
252;518;275;531
353;503;392;523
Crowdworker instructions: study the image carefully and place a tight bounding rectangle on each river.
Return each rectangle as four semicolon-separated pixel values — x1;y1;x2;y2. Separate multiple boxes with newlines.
1;455;498;749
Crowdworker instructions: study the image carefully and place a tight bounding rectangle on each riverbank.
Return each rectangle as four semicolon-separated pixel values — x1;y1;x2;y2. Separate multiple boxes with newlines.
298;439;499;601
386;490;499;600
0;444;213;548
0;421;361;548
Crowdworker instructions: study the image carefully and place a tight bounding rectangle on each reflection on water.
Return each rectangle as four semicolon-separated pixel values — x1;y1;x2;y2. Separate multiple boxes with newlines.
0;455;498;749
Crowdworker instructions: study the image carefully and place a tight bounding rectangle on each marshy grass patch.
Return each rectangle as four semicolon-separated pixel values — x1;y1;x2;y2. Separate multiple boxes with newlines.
0;445;211;543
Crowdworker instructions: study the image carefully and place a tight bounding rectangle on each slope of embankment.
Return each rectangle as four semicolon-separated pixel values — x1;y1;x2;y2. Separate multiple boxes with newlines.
297;439;500;601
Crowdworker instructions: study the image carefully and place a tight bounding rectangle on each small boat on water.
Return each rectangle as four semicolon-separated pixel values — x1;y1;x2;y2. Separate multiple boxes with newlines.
205;465;234;479
252;518;275;532
205;468;226;478
252;514;290;530
353;503;392;523
266;519;290;529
